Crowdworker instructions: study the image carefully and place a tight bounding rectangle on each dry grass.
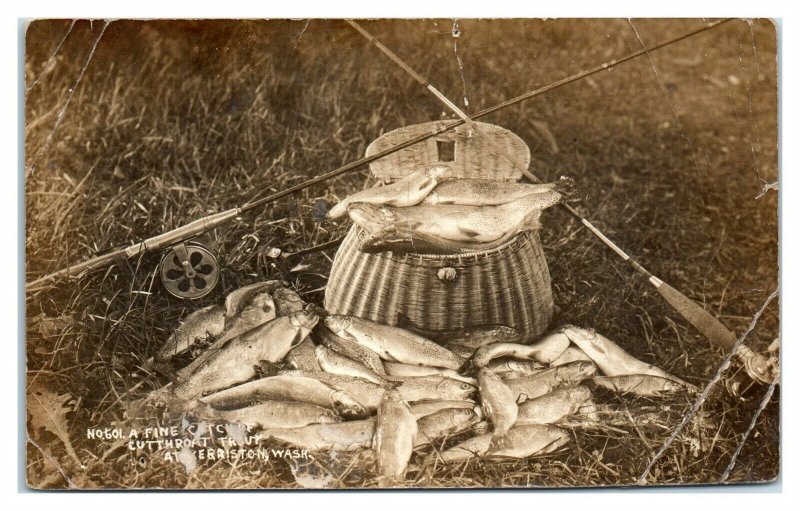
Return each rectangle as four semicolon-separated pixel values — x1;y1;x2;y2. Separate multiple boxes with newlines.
24;18;778;489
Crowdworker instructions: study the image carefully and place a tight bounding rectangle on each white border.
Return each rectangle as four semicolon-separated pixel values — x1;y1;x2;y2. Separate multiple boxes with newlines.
4;0;796;509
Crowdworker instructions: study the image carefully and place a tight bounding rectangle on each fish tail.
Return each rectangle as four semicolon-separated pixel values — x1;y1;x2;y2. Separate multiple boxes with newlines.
555;176;579;202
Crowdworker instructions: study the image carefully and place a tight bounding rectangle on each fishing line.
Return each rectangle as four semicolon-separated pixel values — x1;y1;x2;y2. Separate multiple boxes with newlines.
626;19;709;172
25;20;77;98
719;379;778;482
636;288;778;485
27;20;109;178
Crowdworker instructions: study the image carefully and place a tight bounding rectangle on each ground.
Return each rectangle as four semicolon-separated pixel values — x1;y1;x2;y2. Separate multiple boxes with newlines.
24;18;779;489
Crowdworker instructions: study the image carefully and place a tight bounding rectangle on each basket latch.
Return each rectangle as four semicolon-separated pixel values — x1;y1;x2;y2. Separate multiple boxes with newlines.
437;267;458;282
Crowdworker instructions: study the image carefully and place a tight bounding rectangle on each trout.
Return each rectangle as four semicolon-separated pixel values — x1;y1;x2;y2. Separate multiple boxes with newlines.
283;370;388;412
324;315;464;370
441;325;523;351
266;419;376;451
351;185;565;243
315;344;389;385
177;289;277;379
489;425;571;458
414;408;481;447
409;400;477;419
488;359;545;377
318;327;386;375
592;375;687;396
349;201;544;243
200;373;367;418
389;375;475;402
211;400;340;429
157;304;226;361
328;166;449;219
358;222;526;255
383;361;475;385
374;390;417;484
516;385;592;425
173;311;318;399
561;325;688;384
505;361;597;403
472;332;570;367
477;369;518;439
224;280;283;317
421;177;576;206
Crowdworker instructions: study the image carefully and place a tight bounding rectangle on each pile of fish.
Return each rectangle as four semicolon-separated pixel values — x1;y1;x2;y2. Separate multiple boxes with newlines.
151;282;695;487
325;166;578;254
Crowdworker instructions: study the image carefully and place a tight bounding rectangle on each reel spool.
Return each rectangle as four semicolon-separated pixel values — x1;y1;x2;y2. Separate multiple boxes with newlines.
159;241;219;299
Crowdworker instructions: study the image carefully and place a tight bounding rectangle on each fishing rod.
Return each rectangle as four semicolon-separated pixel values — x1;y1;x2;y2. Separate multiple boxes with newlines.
27;21;750;314
347;18;776;385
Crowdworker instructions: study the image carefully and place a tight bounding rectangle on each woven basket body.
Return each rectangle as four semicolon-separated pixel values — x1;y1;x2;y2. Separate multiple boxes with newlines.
325;121;554;343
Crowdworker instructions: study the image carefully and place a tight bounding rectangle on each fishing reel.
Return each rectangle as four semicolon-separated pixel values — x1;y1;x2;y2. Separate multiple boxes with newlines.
159;241;220;300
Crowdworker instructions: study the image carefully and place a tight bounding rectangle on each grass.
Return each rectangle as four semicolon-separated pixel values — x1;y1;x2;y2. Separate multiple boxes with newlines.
24;18;778;489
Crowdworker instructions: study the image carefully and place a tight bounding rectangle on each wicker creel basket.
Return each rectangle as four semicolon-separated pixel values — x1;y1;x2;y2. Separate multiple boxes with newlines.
324;121;554;343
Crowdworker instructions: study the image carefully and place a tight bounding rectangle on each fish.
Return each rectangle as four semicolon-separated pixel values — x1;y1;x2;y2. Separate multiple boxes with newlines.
224;280;283;317
285;337;321;372
157;305;226;361
560;325;688;384
551;346;592;366
318;327;386;375
504;361;598;403
315;344;389;385
274;287;305;317
283;370;388;412
210;400;341;429
389;375;476;402
440;325;524;351
173;311;318;399
177;289;277;379
408;400;477;419
265;419;376;451
414;408;481;447
383;361;476;385
487;359;545;376
516;385;592;425
373;390;417;484
440;424;570;462
324;315;464;370
200;373;367;418
328;166;450;220
440;433;493;463
421;177;576;206
358;222;526;255
472;332;571;368
352;186;566;243
489;425;571;459
477;369;518;439
592;375;687;397
349;202;542;244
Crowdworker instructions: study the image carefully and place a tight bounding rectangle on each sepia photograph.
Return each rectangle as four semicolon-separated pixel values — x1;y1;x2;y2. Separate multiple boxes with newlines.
23;17;779;490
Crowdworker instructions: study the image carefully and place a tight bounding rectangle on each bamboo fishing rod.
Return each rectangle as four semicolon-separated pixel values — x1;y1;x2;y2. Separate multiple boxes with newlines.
348;18;776;385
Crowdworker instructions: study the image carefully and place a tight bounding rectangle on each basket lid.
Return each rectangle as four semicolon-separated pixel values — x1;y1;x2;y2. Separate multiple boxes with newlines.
365;121;530;183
